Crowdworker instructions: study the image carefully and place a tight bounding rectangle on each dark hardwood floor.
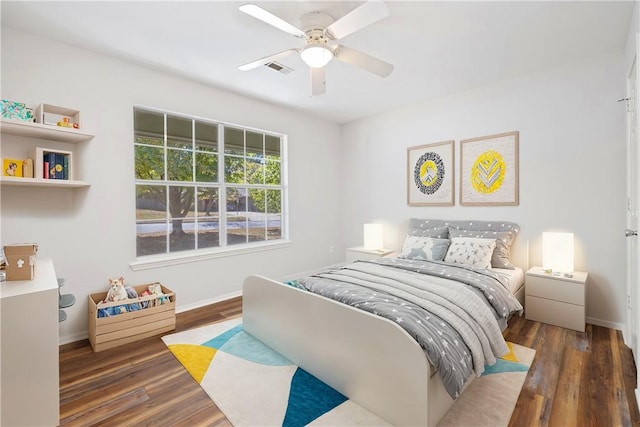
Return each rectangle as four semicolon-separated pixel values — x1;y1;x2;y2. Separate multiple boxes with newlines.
60;297;640;426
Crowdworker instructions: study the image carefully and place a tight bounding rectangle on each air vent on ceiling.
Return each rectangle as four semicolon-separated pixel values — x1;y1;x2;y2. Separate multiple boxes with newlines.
264;61;293;74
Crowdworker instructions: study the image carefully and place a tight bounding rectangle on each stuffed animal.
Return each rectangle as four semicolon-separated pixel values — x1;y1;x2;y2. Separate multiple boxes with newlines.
147;282;170;305
106;277;128;302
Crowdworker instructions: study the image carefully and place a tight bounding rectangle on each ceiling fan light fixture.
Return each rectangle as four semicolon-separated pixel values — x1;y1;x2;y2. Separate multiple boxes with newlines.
301;45;333;68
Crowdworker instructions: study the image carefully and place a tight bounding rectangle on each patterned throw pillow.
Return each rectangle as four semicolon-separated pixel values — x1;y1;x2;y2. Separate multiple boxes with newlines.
444;237;496;269
400;236;451;261
448;227;516;269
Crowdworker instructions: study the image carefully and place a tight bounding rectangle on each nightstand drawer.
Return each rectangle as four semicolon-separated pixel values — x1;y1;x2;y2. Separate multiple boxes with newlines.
526;274;584;306
525;295;585;332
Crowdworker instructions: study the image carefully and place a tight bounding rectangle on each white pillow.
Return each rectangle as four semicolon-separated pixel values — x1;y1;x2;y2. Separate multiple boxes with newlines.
444;237;496;269
400;236;451;261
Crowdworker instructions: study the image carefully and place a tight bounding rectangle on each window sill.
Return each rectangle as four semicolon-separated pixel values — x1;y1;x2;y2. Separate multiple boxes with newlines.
129;240;293;271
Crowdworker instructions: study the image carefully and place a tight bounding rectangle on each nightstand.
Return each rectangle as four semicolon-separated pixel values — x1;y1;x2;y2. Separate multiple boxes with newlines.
525;266;588;332
346;247;394;263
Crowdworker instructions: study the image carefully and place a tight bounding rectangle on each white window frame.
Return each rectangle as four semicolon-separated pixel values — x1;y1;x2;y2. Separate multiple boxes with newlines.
131;105;290;270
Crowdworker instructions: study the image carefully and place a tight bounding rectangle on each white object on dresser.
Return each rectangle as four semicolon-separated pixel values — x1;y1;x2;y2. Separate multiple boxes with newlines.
346;246;394;263
525;266;587;332
0;258;60;426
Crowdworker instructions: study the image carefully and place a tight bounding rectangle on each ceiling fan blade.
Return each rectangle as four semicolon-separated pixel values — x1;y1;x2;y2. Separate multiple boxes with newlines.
239;4;305;38
238;49;298;71
311;67;326;96
325;1;390;40
334;45;393;78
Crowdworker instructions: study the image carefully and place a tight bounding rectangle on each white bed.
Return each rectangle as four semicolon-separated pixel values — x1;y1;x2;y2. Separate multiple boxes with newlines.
243;219;525;426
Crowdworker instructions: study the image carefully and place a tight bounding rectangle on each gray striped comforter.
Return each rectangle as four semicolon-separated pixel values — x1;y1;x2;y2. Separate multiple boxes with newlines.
298;258;523;399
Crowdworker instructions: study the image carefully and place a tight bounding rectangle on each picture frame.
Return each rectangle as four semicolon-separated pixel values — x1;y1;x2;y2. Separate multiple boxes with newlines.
407;140;454;206
460;131;519;206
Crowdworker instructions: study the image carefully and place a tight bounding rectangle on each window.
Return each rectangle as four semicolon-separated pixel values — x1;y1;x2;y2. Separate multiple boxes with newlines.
134;107;286;258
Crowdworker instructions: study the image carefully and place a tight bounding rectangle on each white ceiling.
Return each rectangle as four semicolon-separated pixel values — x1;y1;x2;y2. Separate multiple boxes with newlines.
1;1;635;124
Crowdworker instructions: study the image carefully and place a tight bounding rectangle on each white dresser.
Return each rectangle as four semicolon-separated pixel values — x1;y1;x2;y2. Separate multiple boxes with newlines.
525;266;588;332
1;258;60;426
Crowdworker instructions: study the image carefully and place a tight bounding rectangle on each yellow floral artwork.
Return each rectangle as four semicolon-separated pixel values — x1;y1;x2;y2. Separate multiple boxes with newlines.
471;150;506;194
460;131;518;206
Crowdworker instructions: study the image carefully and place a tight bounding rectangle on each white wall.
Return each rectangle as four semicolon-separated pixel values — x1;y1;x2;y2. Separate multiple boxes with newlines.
0;28;344;343
341;52;628;329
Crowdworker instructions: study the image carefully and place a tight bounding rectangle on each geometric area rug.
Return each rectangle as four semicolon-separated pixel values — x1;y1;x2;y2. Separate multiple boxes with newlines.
162;318;534;427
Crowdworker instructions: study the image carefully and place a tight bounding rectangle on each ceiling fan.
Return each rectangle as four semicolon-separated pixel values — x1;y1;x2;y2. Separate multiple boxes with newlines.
238;1;394;96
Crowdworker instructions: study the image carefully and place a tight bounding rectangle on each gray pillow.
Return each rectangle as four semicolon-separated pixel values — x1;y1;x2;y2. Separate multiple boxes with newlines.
407;219;449;238
448;227;516;269
400;236;451;261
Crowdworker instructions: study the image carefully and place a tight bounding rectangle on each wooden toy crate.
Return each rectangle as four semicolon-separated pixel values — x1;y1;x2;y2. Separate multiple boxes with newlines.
88;283;176;352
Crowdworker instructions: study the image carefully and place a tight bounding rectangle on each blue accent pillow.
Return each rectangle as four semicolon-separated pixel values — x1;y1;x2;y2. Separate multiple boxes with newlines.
399;236;451;261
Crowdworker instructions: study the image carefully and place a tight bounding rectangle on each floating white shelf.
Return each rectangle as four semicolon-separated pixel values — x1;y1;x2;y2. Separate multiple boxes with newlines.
0;176;90;188
0;118;93;143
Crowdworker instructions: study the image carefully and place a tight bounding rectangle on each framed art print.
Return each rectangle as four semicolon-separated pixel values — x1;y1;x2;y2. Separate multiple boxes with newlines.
460;131;519;206
407;140;454;206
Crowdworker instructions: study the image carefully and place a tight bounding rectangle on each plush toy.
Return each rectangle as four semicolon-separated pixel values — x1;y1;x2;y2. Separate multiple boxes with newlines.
105;277;128;302
147;282;170;305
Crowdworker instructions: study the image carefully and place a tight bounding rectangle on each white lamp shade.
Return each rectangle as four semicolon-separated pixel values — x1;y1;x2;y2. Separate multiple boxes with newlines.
301;45;333;68
542;232;574;273
363;223;383;251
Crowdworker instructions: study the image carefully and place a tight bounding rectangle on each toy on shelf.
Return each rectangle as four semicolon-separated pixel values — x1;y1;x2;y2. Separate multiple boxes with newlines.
56;117;79;129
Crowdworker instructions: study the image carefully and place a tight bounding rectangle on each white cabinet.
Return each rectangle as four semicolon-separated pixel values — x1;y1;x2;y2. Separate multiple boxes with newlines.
1;258;60;426
1;114;93;188
346;246;394;263
525;266;588;332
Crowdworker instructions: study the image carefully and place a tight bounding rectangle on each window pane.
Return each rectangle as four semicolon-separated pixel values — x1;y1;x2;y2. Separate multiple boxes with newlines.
246;158;264;185
250;213;267;242
135;145;164;180
136;185;167;219
167;149;193;181
168;186;195;219
227;188;247;245
195;121;217;152
225;156;244;183
266;189;282;214
134;109;164;146
225;127;244;155
167;116;192;149
248;188;266;242
167;186;196;253
197;187;219;249
267;214;282;240
265;135;280;156
196;152;218;182
246;131;263;158
169;219;195;253
136;184;167;256
266;189;282;240
197;187;219;217
265;160;281;185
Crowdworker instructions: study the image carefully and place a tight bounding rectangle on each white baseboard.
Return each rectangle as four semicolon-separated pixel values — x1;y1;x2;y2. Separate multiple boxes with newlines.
175;290;242;313
587;316;625;332
60;332;89;346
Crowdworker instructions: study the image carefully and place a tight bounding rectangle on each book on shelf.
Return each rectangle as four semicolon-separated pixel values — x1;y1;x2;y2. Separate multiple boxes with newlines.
33;147;73;180
43;152;68;180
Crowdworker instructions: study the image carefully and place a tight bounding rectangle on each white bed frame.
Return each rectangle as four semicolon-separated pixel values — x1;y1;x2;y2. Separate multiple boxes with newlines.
243;275;467;426
242;228;527;426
